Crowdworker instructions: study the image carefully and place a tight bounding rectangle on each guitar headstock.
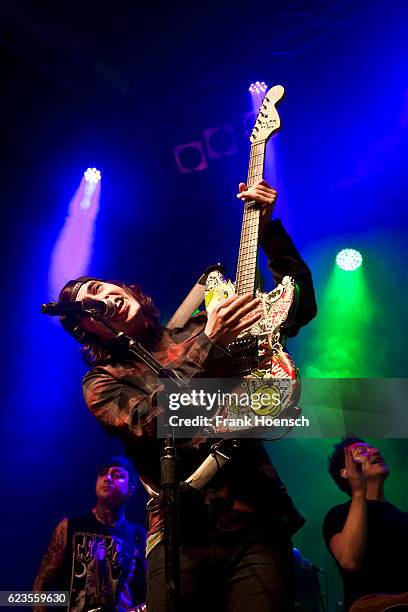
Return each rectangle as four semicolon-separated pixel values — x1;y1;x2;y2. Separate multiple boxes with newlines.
250;84;285;143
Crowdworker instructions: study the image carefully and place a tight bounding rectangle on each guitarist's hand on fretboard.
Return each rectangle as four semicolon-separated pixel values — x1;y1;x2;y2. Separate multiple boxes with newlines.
204;293;262;349
237;179;278;227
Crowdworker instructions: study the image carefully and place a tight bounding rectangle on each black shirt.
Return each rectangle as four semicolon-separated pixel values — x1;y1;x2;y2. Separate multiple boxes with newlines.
322;499;408;611
58;511;146;611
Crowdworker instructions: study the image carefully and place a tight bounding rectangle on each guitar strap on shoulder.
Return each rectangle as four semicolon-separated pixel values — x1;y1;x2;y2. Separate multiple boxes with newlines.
167;264;225;329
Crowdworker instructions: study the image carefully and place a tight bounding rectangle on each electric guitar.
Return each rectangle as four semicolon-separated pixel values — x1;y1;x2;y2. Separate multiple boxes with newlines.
205;85;301;433
350;592;408;611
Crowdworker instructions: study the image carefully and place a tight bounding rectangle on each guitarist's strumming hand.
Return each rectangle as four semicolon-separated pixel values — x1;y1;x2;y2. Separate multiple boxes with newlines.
237;179;278;227
204;293;262;350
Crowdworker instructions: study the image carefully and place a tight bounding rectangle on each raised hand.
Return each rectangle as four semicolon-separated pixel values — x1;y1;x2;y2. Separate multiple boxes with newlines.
204;293;262;349
344;447;367;498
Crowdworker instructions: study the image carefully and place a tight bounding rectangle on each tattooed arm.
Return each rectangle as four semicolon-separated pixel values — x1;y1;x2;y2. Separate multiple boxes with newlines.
33;518;68;610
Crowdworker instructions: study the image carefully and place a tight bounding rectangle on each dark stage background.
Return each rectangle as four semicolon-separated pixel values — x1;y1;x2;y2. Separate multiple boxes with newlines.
1;1;408;610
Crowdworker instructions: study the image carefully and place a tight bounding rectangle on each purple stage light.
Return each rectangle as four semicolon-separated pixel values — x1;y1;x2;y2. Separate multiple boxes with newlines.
84;167;101;184
249;81;268;95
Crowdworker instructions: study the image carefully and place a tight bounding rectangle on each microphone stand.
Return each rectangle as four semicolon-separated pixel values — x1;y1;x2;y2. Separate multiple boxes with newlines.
312;569;328;612
51;303;184;612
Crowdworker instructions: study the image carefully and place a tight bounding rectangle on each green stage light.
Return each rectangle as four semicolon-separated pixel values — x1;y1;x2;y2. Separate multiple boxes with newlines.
336;248;363;271
301;260;374;378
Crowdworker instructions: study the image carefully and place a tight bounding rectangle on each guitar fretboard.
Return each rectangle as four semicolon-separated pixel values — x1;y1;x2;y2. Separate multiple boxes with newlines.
235;140;266;296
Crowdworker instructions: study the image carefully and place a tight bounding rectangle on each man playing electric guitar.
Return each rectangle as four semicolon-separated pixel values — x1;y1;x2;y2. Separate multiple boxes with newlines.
323;437;408;611
54;179;316;612
50;86;317;611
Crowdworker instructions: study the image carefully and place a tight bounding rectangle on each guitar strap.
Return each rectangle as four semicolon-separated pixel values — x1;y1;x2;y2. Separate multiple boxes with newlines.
166;259;265;330
167;264;225;329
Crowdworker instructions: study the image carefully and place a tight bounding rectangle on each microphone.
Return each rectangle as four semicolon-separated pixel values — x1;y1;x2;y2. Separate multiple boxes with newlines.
41;298;118;318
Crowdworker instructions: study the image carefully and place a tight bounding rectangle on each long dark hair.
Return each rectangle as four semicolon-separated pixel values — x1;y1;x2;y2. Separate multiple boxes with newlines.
59;279;161;366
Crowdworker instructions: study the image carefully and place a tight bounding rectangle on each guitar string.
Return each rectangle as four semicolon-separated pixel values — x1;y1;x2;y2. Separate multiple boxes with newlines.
237;140;271;373
236;159;264;293
236;140;264;295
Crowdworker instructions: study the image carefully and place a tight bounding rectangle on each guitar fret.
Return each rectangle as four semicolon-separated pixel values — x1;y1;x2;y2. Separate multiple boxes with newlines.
249;150;263;156
237;255;256;261
239;249;257;254
237;271;257;278
236;270;257;278
238;253;257;259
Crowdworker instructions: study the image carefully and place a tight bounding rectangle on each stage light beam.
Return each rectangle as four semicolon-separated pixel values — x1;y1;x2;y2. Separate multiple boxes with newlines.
48;169;101;299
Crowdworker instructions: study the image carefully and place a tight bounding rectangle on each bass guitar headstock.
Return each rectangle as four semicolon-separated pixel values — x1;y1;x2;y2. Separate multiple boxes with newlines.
250;84;285;143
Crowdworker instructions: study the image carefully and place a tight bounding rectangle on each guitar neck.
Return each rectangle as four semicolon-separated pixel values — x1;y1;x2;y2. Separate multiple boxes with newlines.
235;140;267;296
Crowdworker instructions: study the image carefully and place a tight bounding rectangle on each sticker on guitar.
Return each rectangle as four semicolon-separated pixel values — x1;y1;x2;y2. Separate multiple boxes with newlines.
205;269;296;339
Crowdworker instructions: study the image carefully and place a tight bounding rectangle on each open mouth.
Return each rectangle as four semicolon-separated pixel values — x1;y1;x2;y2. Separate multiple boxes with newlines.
115;298;126;316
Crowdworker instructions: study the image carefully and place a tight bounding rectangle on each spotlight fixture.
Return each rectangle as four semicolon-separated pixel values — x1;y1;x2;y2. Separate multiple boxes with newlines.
249;81;268;95
336;248;363;271
84;168;101;184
